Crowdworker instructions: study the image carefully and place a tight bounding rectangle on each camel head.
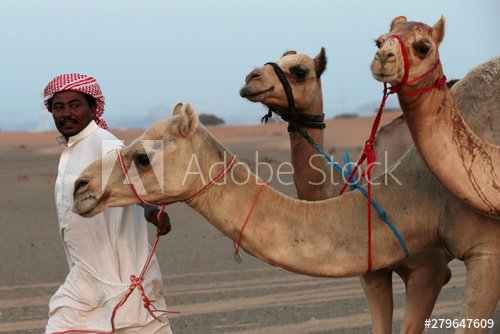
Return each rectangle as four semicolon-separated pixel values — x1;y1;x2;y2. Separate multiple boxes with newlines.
371;16;445;90
240;48;327;115
73;103;213;217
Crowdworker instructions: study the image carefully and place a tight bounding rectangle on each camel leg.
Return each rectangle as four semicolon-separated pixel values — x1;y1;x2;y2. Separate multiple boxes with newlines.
361;269;394;334
395;250;451;334
459;254;500;334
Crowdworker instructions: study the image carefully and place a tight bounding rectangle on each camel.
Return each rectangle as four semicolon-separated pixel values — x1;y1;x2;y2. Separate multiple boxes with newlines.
370;16;500;218
240;48;337;200
73;103;499;334
239;49;450;333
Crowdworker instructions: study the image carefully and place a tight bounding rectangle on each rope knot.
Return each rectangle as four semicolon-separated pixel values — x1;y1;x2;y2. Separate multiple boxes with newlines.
129;273;166;321
437;75;447;87
363;140;375;159
361;138;378;178
129;275;138;289
130;274;142;285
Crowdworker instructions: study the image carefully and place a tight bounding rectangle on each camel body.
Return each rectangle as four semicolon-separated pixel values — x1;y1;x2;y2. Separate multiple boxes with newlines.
73;102;499;333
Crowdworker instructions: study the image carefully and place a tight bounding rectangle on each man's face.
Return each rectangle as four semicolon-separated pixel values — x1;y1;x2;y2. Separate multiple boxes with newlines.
50;91;96;138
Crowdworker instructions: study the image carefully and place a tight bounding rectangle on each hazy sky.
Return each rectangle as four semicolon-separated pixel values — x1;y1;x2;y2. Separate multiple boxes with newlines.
1;0;499;131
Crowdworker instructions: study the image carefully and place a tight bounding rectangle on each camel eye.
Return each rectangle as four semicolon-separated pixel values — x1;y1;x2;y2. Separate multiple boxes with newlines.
375;39;382;49
417;45;430;54
413;41;431;55
290;65;308;81
134;153;150;167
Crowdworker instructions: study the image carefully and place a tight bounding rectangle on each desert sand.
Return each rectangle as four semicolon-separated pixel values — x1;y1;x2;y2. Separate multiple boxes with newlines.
0;111;497;333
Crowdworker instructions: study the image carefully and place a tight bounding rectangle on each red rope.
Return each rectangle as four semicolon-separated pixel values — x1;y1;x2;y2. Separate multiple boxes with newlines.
366;168;373;272
337;34;446;273
400;75;447;96
338;83;389;196
337;84;388;273
388;35;409;92
116;150;236;207
233;181;269;256
53;154;236;333
389;35;446;95
52;229;179;334
183;157;237;204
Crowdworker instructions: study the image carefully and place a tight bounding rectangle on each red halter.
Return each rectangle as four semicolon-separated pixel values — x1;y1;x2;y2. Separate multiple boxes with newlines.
116;149;237;207
389;34;447;95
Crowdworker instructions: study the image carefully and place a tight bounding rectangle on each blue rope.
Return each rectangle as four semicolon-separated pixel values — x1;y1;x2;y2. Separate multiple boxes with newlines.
312;144;410;257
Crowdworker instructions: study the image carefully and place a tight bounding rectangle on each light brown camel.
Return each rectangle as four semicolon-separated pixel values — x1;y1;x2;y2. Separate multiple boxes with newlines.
73;103;499;333
371;16;500;218
240;48;337;200
239;49;449;333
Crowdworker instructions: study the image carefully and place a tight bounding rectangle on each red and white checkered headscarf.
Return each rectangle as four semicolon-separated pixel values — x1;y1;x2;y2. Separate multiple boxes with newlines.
43;73;108;130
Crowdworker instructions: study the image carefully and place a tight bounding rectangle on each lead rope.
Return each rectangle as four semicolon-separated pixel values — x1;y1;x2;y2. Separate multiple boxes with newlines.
52;222;177;334
233;180;269;262
52;153;237;334
264;61;408;273
337;83;391;272
337;34;446;272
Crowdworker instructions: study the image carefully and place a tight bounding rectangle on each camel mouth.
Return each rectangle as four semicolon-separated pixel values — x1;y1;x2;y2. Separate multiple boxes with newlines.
372;71;399;84
72;194;100;217
371;59;401;84
239;86;274;100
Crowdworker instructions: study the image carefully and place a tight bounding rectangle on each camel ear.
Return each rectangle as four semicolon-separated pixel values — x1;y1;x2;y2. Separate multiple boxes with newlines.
432;16;445;46
314;47;327;77
390;16;407;31
172;102;183;116
282;50;297;57
173;103;198;138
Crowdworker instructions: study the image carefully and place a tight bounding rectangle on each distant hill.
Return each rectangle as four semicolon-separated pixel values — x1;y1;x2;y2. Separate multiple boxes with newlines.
352;98;401;116
198;113;225;126
333;113;359;119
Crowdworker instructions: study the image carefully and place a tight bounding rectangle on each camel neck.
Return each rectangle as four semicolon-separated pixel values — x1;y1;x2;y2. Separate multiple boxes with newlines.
398;81;500;216
288;127;335;199
286;96;343;200
185;141;438;277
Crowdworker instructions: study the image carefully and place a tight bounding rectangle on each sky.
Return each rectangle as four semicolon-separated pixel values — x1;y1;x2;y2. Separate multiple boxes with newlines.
1;0;499;131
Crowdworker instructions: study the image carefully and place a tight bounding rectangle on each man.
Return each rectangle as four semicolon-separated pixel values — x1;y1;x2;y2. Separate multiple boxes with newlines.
43;73;173;333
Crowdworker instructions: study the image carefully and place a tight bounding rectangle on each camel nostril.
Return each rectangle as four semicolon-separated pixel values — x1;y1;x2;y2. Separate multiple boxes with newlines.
246;70;262;83
74;179;89;194
251;72;262;80
377;50;396;63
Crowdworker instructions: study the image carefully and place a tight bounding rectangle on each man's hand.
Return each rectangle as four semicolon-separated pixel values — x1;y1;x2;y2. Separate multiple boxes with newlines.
143;205;172;236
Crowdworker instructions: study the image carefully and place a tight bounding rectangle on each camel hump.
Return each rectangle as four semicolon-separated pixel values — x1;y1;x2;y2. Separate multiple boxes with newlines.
451;56;500;144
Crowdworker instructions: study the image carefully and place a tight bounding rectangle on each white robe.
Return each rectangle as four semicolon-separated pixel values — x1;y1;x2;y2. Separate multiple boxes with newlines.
46;121;171;333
